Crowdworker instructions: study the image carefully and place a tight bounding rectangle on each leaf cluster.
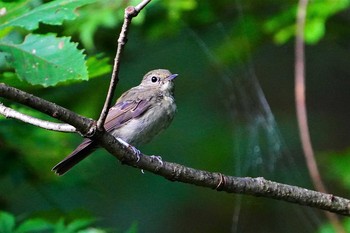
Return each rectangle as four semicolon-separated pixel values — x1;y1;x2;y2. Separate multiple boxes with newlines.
0;211;104;233
0;0;111;87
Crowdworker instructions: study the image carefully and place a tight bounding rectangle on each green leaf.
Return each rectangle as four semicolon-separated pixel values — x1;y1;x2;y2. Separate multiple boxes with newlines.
78;228;106;233
66;218;94;232
63;1;124;49
0;72;27;88
0;211;15;233
15;219;53;233
0;0;97;31
304;18;325;44
273;25;295;44
124;222;138;233
0;34;88;87
54;218;66;233
264;0;350;44
165;0;197;20
86;54;111;79
326;149;350;189
317;218;350;233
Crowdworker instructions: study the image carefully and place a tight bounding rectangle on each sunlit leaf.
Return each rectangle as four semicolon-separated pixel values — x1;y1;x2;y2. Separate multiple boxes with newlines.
53;218;66;233
304;18;325;44
0;211;15;233
264;0;350;44
0;34;88;87
66;218;95;232
15;219;53;233
86;54;111;79
326;150;350;190
166;0;197;20
0;0;96;31
64;0;124;49
78;228;107;233
124;222;138;233
0;72;26;88
317;218;350;233
273;25;295;44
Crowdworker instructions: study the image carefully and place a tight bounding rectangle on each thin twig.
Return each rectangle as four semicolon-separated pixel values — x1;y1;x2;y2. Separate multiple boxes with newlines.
0;103;76;132
0;83;93;136
134;0;152;12
295;1;346;232
1;83;350;216
295;0;326;196
96;0;152;130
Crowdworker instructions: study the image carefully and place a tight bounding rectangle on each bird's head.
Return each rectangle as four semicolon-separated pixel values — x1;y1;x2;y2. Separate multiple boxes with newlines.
140;69;178;93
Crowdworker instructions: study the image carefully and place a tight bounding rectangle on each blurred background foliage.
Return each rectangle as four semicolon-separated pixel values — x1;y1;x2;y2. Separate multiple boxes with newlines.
1;0;350;232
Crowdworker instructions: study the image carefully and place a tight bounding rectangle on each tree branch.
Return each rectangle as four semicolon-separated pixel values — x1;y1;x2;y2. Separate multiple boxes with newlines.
0;103;76;132
1;82;350;216
96;0;152;130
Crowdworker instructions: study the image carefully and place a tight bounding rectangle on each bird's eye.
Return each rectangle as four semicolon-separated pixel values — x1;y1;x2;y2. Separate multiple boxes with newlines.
151;76;158;83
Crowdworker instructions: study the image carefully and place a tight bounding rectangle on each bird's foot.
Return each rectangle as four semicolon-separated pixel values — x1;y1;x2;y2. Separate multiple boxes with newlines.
116;137;141;162
150;155;163;166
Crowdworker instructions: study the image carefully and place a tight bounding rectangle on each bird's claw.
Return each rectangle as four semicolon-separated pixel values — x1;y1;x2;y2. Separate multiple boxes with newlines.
132;147;141;162
116;137;141;162
150;155;163;166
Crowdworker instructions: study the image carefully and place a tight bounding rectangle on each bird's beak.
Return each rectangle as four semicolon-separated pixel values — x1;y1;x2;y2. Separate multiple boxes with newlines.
167;74;178;81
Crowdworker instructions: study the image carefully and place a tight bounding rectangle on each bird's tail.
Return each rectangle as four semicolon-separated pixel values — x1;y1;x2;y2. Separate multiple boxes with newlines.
52;139;97;175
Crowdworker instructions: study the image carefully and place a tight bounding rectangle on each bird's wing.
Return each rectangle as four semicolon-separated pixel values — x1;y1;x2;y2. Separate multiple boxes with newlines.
104;98;152;132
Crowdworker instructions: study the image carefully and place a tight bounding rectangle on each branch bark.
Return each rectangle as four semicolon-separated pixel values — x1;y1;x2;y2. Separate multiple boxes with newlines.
1;82;350;216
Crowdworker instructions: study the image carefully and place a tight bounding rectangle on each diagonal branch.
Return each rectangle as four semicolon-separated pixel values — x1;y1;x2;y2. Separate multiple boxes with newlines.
96;0;152;130
1;82;350;216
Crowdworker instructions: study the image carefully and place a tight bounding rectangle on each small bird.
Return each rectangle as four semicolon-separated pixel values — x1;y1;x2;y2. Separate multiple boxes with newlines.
52;69;178;175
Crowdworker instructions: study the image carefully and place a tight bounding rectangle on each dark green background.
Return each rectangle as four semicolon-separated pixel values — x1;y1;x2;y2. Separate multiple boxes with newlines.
1;0;350;232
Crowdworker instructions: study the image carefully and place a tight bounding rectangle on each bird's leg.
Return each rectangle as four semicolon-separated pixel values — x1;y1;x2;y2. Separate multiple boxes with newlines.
116;137;141;162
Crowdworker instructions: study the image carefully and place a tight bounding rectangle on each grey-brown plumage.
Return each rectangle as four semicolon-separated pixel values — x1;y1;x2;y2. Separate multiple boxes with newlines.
52;69;178;175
